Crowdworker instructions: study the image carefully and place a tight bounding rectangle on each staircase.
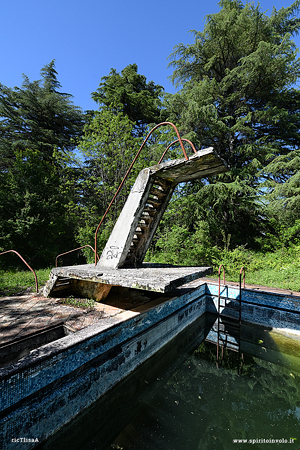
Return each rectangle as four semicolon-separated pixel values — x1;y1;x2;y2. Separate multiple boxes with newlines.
98;147;228;269
124;177;174;266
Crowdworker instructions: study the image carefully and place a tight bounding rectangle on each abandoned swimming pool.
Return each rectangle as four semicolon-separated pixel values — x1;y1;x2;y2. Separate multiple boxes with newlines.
1;279;300;449
38;316;300;450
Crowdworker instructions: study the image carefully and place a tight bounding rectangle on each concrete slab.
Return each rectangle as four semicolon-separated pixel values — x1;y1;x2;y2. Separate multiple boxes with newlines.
43;263;213;297
0;277;203;347
148;147;228;183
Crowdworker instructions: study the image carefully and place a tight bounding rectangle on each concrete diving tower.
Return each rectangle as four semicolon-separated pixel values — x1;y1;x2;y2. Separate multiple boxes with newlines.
44;147;228;299
98;147;227;269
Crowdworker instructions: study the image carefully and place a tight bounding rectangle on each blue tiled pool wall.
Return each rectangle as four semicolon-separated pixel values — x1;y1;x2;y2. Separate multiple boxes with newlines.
38;313;214;450
0;284;207;412
2;309;210;450
1;283;300;450
205;283;300;332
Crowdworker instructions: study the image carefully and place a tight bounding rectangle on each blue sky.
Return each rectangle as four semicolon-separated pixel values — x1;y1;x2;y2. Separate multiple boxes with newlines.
1;0;299;112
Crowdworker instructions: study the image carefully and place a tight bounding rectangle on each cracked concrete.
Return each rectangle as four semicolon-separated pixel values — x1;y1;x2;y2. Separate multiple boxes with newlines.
43;263;213;298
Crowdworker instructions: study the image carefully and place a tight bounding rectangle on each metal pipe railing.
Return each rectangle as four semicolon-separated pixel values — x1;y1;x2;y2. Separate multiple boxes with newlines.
0;250;38;293
158;138;197;164
55;245;99;267
238;266;245;374
218;264;226;296
94;122;190;265
217;264;226;366
239;266;245;289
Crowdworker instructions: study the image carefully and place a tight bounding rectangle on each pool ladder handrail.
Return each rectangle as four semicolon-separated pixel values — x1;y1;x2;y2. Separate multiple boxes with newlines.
216;265;245;374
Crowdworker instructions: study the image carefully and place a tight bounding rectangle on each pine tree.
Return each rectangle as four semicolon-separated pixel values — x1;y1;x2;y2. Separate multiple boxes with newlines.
0;61;85;266
91;64;165;136
162;0;300;249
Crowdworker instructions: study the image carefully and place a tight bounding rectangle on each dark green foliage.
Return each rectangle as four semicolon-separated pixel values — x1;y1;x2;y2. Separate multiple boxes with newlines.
76;63;184;260
76;108;140;256
91;64;165;136
0;61;84;169
260;149;300;247
0;148;82;266
169;1;300;168
0;61;85;267
152;0;300;252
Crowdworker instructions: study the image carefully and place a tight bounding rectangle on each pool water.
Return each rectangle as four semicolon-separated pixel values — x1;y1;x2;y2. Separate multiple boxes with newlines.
39;315;300;450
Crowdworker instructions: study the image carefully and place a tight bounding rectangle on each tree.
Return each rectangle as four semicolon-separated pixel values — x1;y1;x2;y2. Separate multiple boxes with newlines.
160;0;300;251
0;61;85;266
168;0;300;165
0;60;84;169
91;64;165;136
259;149;300;247
77;64;180;261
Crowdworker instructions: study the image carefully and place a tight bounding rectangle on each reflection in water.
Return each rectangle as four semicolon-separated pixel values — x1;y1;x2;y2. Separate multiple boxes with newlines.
39;314;300;450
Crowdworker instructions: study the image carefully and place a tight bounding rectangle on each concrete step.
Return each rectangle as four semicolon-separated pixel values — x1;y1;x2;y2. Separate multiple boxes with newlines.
124;180;174;266
51;277;72;292
150;186;167;198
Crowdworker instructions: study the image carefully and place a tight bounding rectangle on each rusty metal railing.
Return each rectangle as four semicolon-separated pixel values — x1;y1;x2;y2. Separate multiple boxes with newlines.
217;264;226;366
55;245;99;268
94;122;192;265
158;138;197;164
0;250;38;293
218;265;246;291
218;264;226;296
216;265;245;373
239;266;245;289
238;267;245;374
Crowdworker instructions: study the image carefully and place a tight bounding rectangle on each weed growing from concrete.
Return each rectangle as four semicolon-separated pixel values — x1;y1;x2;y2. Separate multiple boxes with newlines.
59;295;96;310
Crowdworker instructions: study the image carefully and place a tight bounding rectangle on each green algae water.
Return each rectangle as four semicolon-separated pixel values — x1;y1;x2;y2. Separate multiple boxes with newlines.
40;316;300;450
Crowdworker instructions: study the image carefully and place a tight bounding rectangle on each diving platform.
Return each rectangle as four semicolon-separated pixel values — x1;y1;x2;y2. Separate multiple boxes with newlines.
44;146;228;299
43;263;213;300
98;147;227;269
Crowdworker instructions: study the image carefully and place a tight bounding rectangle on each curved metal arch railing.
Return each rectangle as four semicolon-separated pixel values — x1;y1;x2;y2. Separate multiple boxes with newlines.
158;138;197;164
0;250;38;293
55;245;99;268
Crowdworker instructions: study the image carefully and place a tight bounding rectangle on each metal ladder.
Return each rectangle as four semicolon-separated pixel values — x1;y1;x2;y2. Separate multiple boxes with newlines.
216;266;245;374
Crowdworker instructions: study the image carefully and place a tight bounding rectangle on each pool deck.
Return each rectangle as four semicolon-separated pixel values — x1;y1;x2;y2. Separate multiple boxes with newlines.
1;277;300;346
0;276;205;345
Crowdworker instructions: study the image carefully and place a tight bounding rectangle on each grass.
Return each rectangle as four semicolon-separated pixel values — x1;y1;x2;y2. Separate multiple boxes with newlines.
0;268;96;309
245;266;300;291
211;265;300;291
209;245;300;292
0;268;51;296
59;295;95;310
1;244;300;296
